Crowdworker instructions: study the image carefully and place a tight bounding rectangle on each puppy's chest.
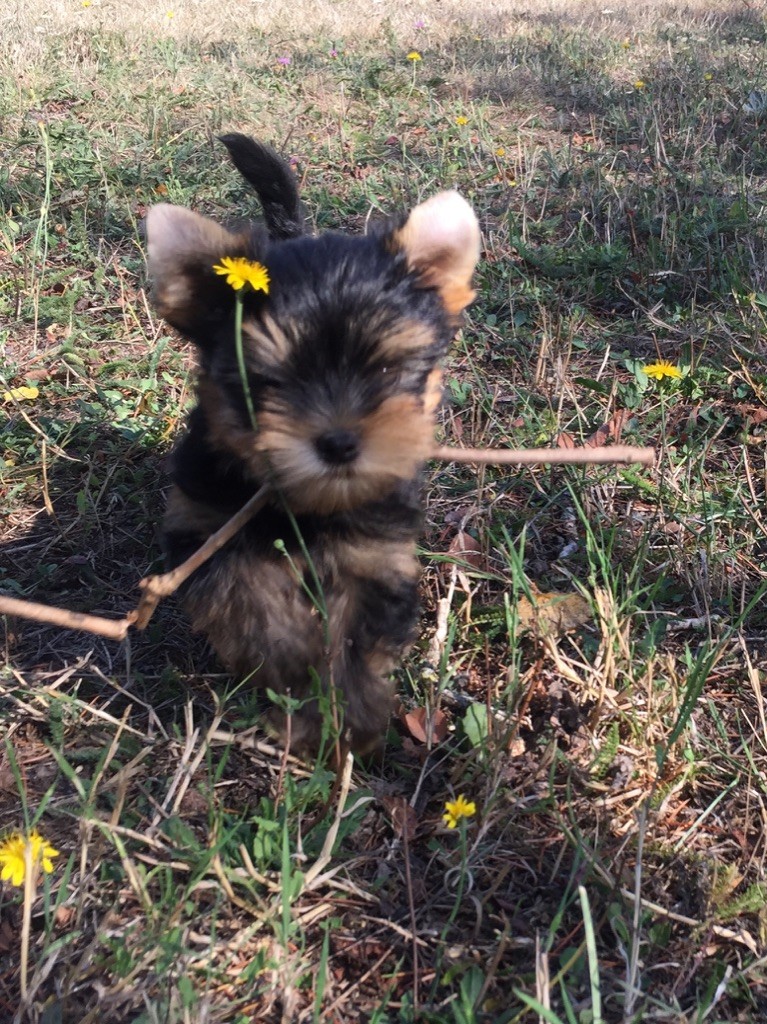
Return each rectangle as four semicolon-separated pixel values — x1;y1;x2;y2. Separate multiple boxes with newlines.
175;499;421;664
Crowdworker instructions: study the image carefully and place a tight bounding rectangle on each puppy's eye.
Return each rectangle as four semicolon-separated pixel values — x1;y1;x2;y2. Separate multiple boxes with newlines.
252;372;281;389
381;365;403;386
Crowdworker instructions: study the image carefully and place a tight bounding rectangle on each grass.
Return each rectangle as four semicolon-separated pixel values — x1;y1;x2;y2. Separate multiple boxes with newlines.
2;0;767;1020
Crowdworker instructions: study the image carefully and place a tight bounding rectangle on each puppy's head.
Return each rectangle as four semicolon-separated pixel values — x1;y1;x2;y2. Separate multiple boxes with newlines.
146;190;480;514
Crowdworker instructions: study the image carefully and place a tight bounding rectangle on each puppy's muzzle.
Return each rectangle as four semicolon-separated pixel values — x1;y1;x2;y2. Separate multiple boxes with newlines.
314;428;361;466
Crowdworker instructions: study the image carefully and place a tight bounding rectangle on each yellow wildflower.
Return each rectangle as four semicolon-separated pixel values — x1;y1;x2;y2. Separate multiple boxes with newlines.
0;830;60;887
644;360;682;381
455;115;469;126
212;257;270;294
704;72;713;81
621;38;631;49
634;79;646;90
407;51;422;62
443;795;476;829
495;146;506;157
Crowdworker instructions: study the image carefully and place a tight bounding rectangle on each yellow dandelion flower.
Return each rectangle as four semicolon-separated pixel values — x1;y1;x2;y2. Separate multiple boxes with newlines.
0;830;60;887
644;360;682;381
704;72;713;81
495;146;506;157
455;115;469;126
634;79;646;90
443;795;476;829
212;257;270;294
407;51;422;62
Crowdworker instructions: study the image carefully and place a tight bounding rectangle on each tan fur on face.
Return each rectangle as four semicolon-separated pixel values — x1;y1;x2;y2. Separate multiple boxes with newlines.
256;391;434;513
197;377;272;477
360;392;433;475
376;319;440;359
195;374;435;513
242;314;292;368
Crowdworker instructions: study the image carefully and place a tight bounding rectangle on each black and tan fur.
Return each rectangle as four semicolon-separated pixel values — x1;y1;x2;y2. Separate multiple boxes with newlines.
146;134;480;754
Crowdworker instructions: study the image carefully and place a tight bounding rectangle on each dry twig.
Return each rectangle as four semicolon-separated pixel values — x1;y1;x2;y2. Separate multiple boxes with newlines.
0;483;271;640
131;483;271;628
431;444;655;466
0;445;653;641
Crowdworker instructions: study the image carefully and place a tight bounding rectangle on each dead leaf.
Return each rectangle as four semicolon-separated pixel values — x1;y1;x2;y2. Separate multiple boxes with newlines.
45;323;71;343
381;795;418;840
734;403;767;425
0;917;16;954
447;531;482;569
444;506;475;527
2;386;39;403
331;932;390;963
54;905;76;928
446;530;483;593
555;432;576;448
515;587;592;637
586;409;632;447
401;706;449;745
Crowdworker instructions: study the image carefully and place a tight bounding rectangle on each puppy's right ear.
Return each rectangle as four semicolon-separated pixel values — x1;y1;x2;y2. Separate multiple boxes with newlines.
146;204;260;337
392;191;480;316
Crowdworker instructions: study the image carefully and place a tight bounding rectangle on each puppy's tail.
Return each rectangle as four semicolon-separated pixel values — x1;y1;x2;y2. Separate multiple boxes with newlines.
220;133;305;240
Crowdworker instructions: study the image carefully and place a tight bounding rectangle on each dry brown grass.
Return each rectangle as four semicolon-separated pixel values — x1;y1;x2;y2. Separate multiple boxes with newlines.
0;0;746;67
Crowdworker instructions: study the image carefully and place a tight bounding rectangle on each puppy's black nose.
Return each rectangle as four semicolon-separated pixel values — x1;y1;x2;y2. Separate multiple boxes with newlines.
315;428;360;465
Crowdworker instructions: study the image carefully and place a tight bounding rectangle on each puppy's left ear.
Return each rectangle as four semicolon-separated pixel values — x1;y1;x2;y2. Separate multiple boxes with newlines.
393;191;481;315
145;204;260;340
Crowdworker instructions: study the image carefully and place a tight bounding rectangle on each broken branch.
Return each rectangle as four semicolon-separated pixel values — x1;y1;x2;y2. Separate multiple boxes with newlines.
431;445;655;466
1;445;655;643
0;595;130;641
1;484;272;641
131;483;272;629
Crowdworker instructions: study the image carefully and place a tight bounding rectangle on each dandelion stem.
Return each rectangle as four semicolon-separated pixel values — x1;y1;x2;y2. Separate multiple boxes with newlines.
20;844;34;1001
234;293;259;432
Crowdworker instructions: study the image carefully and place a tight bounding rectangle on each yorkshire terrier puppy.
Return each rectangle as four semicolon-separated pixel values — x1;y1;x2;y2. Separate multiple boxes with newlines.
146;134;480;754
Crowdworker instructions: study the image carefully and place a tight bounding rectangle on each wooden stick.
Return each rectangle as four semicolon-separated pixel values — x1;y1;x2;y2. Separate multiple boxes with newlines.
131;483;271;629
0;595;130;641
1;444;655;642
430;444;655;466
1;483;272;640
